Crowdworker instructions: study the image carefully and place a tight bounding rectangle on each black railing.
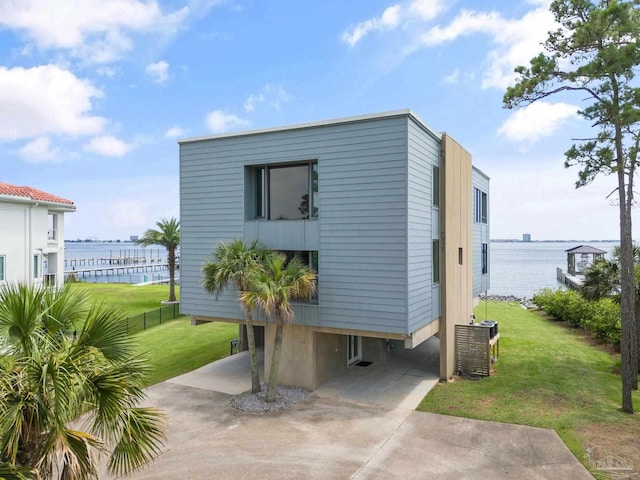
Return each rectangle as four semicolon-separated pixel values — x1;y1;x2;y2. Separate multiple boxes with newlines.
124;302;181;335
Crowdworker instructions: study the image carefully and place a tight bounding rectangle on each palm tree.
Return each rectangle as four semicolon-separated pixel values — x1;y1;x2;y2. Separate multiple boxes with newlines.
581;258;620;301
137;217;180;302
202;240;267;394
0;283;166;479
240;253;316;402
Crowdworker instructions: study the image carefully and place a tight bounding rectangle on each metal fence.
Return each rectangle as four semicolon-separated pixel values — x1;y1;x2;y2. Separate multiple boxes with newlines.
124;302;181;335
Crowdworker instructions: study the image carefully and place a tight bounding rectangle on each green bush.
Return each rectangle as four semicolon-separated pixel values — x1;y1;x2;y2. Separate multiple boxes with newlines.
533;288;565;319
533;288;621;349
581;298;621;348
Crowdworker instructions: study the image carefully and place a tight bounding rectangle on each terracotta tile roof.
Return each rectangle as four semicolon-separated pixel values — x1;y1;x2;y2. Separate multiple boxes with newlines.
0;182;75;206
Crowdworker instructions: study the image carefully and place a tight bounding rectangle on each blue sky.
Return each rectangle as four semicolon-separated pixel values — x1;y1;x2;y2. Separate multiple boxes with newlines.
0;0;633;241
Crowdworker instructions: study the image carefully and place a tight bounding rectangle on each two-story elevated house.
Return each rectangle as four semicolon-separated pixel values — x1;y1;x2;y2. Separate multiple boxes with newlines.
0;182;76;288
179;110;489;390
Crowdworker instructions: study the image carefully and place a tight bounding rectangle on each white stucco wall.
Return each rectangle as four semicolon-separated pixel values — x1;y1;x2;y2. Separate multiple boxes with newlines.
0;201;68;287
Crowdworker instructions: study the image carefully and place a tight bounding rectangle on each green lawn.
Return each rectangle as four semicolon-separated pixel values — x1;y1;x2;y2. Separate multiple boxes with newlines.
70;283;237;386
133;318;238;386
418;301;640;474
69;283;179;316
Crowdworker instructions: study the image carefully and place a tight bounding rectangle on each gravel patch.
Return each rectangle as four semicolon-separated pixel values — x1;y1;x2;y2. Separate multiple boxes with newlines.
230;385;309;414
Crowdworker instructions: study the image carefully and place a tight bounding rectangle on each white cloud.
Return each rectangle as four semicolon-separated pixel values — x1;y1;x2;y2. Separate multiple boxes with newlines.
342;0;446;47
243;93;264;112
244;84;293;113
84;135;133;156
0;0;189;63
420;10;502;46
17;137;63;163
498;102;579;142
205;110;249;134
418;5;556;89
108;200;149;228
342;5;402;46
443;68;460;84
61;174;179;240
146;60;169;84
165;126;186;138
488;161;625;240
409;0;445;20
0;65;105;141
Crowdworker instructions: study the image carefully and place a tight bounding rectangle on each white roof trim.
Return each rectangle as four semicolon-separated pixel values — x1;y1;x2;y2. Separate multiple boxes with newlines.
178;109;441;144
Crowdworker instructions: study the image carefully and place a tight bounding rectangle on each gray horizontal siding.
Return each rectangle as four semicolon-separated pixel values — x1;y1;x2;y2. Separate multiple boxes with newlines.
472;169;490;297
317;117;409;334
180;115;412;334
407;118;440;332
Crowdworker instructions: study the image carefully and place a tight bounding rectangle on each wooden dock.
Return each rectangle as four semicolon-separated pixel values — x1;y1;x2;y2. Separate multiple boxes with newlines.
64;256;177;280
557;267;583;290
65;256;165;268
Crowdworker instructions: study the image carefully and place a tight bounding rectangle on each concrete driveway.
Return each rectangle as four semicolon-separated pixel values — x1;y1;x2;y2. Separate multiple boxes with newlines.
123;340;592;479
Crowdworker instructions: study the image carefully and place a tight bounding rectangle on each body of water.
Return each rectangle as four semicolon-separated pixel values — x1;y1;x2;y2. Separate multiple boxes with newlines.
63;242;172;284
488;241;619;299
62;240;618;295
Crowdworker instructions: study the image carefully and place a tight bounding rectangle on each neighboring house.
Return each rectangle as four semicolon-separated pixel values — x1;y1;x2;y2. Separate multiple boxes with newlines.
179;110;490;389
0;182;76;288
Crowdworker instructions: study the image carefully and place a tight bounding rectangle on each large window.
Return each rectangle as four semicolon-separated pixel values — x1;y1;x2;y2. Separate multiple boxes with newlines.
254;162;318;220
474;188;488;224
280;250;318;303
0;255;5;281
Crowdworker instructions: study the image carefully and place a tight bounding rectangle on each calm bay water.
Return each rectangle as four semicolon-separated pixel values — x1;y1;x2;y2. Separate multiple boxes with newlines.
64;242;170;284
488;241;619;298
63;240;618;294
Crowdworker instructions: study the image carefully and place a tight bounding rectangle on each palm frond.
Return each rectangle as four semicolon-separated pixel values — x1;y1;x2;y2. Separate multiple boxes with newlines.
74;303;134;363
0;461;35;479
107;408;167;477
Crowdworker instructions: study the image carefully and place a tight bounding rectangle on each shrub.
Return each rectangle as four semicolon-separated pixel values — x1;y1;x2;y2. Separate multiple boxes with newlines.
581;298;621;348
533;288;621;350
533;288;566;319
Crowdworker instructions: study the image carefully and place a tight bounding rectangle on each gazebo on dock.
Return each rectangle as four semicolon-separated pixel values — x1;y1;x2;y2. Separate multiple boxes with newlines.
566;245;607;275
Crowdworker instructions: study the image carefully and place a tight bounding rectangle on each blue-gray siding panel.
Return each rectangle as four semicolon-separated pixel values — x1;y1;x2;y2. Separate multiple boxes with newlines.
181;116;412;334
472;168;490;297
407;118;440;332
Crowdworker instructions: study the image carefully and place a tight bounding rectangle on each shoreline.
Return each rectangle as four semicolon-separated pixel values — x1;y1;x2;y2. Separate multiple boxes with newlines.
480;293;534;308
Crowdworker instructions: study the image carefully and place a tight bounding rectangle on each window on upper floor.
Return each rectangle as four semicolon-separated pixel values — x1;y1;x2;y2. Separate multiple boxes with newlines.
279;250;318;303
482;243;488;274
252;161;318;220
474;188;488;224
34;254;40;278
0;255;5;281
432;165;440;207
48;213;58;241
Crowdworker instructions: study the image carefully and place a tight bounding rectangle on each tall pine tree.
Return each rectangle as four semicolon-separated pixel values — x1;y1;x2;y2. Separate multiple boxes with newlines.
504;0;640;413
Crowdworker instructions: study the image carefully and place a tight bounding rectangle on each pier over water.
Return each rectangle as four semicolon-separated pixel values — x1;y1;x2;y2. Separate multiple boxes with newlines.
64;255;178;281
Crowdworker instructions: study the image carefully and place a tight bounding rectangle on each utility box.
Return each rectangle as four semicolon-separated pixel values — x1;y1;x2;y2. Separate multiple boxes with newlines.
455;324;500;378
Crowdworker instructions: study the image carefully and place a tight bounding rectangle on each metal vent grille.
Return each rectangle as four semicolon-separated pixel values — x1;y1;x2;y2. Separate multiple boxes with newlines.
455;324;491;377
